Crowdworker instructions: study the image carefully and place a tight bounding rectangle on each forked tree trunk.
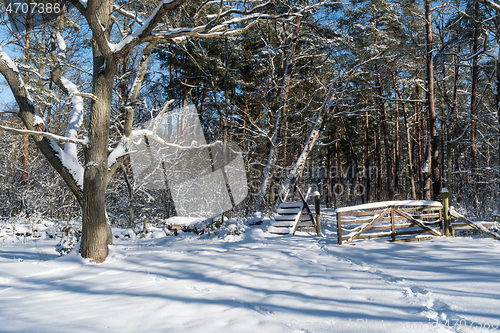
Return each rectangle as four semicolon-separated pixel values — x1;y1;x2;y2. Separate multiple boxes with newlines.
80;0;117;262
80;47;117;262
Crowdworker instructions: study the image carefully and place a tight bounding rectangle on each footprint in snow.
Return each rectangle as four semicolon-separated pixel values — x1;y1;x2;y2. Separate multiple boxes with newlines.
410;286;429;295
186;285;210;293
404;286;457;322
252;305;273;316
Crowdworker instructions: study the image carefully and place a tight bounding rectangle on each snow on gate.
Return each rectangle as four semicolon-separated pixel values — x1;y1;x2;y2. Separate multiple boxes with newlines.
336;200;443;245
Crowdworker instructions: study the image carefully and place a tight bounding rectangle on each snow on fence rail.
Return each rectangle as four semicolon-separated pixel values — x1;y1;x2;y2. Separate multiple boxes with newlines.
336;200;443;245
449;208;500;240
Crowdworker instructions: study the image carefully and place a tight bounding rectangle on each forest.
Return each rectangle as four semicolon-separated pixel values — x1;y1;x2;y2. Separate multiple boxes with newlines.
1;0;500;261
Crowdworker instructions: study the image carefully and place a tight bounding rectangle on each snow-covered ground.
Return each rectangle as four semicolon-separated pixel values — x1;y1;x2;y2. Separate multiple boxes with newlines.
1;209;500;332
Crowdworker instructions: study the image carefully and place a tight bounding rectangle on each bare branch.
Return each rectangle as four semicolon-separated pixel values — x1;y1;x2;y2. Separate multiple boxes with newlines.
474;0;500;11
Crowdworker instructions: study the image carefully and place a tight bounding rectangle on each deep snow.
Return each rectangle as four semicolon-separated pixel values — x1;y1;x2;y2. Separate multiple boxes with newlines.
1;209;499;332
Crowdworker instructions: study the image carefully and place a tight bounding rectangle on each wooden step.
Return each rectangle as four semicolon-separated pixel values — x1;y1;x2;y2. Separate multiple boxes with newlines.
271;221;295;227
275;214;312;222
279;202;303;209
268;226;294;234
296;227;317;233
276;207;303;214
296;221;315;227
271;219;314;228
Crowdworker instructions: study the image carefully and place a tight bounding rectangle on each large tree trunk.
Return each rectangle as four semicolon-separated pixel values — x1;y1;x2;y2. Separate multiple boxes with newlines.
80;57;116;262
363;107;371;202
496;14;500;164
425;0;440;200
375;70;394;200
470;1;479;171
326;137;333;208
80;0;116;262
403;102;416;200
414;85;422;197
394;101;400;195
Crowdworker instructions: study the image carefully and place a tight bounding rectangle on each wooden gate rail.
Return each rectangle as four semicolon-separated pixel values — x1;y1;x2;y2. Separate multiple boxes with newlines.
336;201;443;245
449;208;500;240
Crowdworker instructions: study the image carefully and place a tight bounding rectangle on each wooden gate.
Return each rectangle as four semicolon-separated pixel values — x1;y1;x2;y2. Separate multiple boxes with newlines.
336;201;443;245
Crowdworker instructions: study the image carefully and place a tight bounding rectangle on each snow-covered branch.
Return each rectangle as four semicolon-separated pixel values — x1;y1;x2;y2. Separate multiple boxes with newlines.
131;129;223;150
110;0;330;55
0;124;87;145
110;0;187;56
59;76;87;161
68;92;99;101
113;4;144;25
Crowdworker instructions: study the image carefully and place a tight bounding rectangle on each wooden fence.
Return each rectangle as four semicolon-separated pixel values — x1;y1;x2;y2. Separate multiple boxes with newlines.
336;201;443;245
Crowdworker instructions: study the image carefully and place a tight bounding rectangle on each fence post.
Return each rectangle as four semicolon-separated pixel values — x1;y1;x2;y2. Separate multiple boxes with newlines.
442;188;450;237
314;191;321;234
143;217;147;238
390;207;395;241
336;212;342;245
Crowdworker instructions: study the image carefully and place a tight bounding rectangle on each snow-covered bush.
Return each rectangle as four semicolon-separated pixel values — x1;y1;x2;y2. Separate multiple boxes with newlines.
56;226;81;256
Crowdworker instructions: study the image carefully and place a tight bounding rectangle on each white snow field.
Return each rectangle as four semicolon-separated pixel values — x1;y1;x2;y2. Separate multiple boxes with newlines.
1;209;500;333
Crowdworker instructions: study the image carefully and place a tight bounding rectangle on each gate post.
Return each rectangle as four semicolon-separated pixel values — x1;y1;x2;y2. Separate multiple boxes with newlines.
442;188;450;237
314;191;321;234
390;207;395;241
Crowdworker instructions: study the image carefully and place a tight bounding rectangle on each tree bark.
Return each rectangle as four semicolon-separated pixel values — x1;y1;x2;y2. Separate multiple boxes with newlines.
80;0;115;262
425;0;440;200
403;102;416;199
326;136;333;208
363;107;371;202
394;101;400;195
470;1;479;171
375;69;394;200
80;46;117;263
